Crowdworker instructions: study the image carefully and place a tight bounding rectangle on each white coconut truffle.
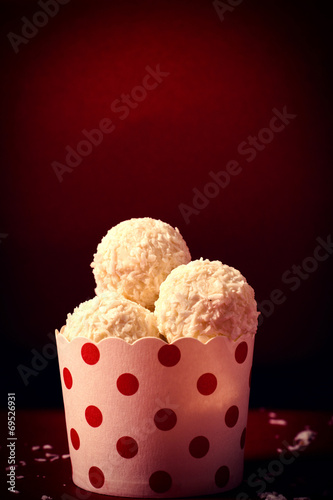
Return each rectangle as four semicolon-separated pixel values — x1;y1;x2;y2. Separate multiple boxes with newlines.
58;291;160;343
154;259;259;343
91;218;191;310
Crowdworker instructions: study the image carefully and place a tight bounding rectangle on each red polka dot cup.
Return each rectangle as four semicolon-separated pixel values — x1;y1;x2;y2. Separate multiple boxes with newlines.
56;333;254;497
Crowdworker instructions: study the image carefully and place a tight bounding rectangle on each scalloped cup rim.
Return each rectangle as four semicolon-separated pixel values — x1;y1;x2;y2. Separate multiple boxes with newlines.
55;330;255;346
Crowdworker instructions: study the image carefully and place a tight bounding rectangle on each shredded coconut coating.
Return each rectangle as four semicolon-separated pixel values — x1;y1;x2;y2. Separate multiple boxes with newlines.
57;291;160;343
91;218;191;310
154;259;259;343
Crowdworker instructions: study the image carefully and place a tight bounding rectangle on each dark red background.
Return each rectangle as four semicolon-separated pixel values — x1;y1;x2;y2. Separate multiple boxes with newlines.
1;0;332;409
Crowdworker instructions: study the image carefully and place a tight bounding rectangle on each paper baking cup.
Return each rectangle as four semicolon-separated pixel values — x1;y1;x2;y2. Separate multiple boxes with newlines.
56;332;254;498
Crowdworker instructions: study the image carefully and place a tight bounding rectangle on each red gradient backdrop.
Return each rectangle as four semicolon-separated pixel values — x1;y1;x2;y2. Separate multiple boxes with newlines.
1;0;332;409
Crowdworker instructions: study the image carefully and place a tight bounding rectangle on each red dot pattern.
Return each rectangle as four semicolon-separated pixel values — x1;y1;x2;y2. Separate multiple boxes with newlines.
149;470;172;493
215;465;230;488
189;436;210;458
225;405;239;428
158;344;181;367
197;373;217;395
81;343;100;365
235;341;248;364
117;436;138;458
154;408;177;431
59;335;253;496
89;466;105;489
85;405;103;427
63;367;73;389
117;373;139;396
70;428;80;450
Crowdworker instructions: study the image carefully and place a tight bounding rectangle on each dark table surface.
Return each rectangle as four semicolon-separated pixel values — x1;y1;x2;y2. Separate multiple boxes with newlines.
1;408;332;500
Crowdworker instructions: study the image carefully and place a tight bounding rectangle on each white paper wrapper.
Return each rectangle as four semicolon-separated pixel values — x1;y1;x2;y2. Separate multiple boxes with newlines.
56;333;254;497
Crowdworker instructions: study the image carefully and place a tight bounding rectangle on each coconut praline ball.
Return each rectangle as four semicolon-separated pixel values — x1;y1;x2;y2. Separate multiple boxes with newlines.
57;291;160;343
91;218;191;310
154;259;259;343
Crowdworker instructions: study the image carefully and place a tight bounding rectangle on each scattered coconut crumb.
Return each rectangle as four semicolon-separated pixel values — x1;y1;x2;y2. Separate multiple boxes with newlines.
268;411;277;418
32;445;40;451
43;444;53;450
61;454;70;459
288;429;317;452
277;428;317;453
19;461;26;466
16;476;24;479
34;458;47;462
41;496;52;500
269;418;287;426
259;492;287;500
